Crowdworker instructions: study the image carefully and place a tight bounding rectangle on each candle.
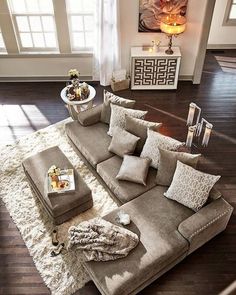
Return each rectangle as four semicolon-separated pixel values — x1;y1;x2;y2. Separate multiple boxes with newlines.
202;123;213;147
186;126;195;147
148;47;153;52
187;103;196;126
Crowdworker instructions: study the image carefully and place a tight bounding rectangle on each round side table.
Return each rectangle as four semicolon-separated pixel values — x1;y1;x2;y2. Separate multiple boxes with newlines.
60;84;96;120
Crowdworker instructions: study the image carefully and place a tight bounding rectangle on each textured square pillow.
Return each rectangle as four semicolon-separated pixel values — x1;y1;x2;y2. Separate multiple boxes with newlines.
108;128;140;158
164;161;221;211
140;129;183;169
125;115;162;154
100;90;136;124
156;148;201;186
108;104;147;136
116;155;151;186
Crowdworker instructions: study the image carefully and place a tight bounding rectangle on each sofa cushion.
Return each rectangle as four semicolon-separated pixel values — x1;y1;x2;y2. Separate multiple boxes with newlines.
125;115;162;154
101;90;136;124
108;128;140;158
97;155;156;203
65;121;113;167
116;155;151;186
84;186;193;295
156;148;201;186
108;104;147;136
164;161;221;212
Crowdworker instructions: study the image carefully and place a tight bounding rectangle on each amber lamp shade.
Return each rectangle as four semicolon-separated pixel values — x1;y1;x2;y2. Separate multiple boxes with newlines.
160;14;186;55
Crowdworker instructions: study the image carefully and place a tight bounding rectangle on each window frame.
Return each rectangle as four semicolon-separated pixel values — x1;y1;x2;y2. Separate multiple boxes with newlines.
9;0;59;52
223;0;236;26
66;0;95;53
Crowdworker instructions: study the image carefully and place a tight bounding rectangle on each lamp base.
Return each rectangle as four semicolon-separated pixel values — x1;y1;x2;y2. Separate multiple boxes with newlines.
165;48;174;55
165;34;174;55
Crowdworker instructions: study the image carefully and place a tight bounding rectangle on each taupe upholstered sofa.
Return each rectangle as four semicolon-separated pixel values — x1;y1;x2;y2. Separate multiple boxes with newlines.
65;104;233;295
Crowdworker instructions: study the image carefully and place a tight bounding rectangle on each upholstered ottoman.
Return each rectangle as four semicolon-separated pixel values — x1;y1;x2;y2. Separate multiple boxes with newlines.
22;146;93;225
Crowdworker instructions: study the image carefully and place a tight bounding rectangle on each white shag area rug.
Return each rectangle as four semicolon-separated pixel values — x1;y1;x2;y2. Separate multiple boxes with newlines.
0;118;118;295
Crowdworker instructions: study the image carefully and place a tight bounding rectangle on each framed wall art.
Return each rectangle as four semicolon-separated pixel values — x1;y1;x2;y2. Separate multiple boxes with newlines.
139;0;188;32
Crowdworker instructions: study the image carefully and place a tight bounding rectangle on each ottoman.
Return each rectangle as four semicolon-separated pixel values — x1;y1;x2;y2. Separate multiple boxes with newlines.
22;146;93;225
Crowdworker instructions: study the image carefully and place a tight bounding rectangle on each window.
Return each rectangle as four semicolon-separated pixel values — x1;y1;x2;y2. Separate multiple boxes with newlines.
8;0;58;51
66;0;95;51
0;29;6;52
223;0;236;25
229;0;236;19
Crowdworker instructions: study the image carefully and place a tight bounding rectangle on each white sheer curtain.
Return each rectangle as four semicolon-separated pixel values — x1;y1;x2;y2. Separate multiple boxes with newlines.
93;0;121;86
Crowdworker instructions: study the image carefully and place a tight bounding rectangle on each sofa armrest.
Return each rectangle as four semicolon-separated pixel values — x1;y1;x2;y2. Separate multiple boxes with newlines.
178;197;233;254
77;104;103;126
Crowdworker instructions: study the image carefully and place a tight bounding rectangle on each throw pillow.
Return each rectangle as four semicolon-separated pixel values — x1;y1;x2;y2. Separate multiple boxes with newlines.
140;129;183;169
164;161;221;211
108;104;147;136
156;148;201;186
108;128;140;158
116;155;151;186
100;90;135;124
125;115;162;154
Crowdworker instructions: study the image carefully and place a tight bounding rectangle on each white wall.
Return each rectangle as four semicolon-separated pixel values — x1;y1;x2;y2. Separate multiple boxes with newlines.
0;55;92;80
0;0;209;81
120;0;208;78
208;0;236;48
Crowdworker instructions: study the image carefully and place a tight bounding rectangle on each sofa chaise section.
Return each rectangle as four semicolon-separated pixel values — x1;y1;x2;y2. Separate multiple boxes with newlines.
84;186;194;295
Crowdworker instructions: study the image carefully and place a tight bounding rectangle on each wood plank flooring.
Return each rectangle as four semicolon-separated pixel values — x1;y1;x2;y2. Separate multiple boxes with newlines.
0;50;236;295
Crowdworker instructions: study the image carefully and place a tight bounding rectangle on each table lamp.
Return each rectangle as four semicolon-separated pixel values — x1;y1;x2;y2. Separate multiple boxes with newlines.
160;14;186;55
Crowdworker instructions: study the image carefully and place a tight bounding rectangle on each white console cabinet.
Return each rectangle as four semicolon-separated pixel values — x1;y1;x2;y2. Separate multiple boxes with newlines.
131;47;181;90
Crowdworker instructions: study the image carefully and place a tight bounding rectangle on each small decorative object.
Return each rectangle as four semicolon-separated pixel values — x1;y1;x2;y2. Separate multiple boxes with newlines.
68;68;80;80
185;102;213;148
47;166;75;194
152;39;161;52
117;210;131;226
66;69;90;102
160;13;186;55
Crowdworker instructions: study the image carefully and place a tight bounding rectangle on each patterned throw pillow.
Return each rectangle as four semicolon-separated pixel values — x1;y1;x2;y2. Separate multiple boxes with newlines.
108;128;140;158
140;129;183;169
164;161;221;211
125;115;162;154
108;104;147;136
100;90;136;124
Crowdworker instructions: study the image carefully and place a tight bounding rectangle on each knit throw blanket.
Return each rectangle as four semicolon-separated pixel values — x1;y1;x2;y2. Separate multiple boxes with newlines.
68;217;139;261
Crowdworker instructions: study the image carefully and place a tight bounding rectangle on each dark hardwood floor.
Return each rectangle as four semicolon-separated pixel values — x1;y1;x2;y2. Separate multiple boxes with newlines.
0;50;236;295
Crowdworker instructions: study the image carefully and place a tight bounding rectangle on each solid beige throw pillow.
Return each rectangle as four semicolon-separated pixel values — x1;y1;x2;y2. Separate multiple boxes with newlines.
108;104;147;136
164;161;221;212
140;129;183;169
116;155;151;186
100;90;135;124
108;128;140;158
125;115;162;154
156;148;201;186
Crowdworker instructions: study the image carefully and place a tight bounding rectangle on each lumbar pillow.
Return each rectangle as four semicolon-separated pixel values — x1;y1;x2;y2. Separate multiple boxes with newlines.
108;127;140;158
164;161;221;211
100;90;135;124
116;155;151;186
125;115;162;154
140;129;183;169
156;148;201;186
108;104;147;136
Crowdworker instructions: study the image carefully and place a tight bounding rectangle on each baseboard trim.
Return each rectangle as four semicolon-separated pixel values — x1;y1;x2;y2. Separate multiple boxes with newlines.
207;44;236;49
179;75;193;81
0;76;93;82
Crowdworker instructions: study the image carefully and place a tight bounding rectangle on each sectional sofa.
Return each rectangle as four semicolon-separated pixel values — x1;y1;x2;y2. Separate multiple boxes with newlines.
65;101;233;295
